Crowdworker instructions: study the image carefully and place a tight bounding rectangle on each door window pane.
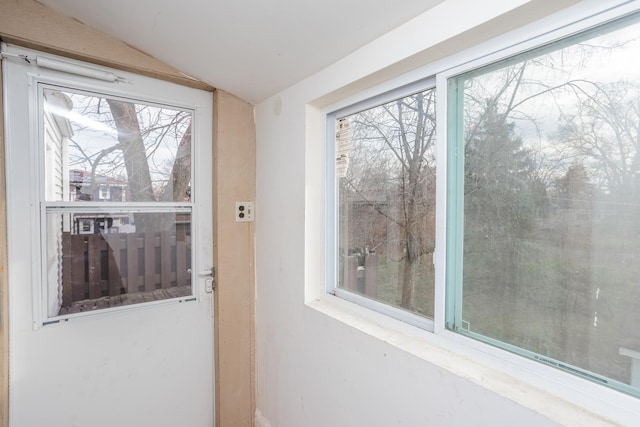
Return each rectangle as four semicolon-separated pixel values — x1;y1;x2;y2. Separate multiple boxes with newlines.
42;85;196;319
449;15;640;396
46;211;192;317
337;88;436;318
43;88;192;203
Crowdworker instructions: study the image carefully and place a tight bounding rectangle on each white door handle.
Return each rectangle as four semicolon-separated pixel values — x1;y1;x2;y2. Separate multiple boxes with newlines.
198;267;215;277
198;267;215;292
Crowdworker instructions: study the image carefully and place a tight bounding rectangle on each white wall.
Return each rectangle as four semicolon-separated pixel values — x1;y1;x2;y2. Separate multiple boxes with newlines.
255;1;638;426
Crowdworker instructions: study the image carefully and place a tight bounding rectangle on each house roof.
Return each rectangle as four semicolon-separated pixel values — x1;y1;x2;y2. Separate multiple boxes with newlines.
37;0;446;104
69;169;127;187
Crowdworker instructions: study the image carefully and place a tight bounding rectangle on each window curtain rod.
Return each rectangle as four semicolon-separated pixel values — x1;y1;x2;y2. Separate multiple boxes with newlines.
0;51;129;83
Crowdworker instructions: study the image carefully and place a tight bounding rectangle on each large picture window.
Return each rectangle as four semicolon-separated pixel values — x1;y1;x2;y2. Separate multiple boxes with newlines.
447;13;640;397
327;5;640;401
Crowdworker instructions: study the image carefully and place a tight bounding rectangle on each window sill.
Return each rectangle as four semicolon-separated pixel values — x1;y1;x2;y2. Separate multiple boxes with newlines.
305;295;640;427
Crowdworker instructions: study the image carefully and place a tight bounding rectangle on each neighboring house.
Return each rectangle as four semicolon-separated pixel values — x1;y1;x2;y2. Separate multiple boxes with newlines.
69;169;127;202
43;89;73;319
70;213;134;235
68;170;132;234
44;89;72;204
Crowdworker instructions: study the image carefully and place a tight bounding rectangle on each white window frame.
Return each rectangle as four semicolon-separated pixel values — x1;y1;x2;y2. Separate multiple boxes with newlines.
98;185;110;200
327;77;437;331
320;0;640;418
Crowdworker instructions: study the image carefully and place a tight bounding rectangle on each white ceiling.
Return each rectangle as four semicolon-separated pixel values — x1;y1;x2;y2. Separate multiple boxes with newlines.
38;0;445;104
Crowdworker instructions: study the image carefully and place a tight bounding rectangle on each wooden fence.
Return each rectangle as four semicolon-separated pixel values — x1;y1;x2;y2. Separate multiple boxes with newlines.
61;231;191;306
342;253;378;298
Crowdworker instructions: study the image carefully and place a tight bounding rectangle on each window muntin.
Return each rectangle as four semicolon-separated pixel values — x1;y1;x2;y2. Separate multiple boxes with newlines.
41;85;195;319
447;13;640;397
336;88;436;319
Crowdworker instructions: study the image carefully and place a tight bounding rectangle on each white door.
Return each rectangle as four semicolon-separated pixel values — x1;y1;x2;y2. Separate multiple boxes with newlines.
3;44;214;427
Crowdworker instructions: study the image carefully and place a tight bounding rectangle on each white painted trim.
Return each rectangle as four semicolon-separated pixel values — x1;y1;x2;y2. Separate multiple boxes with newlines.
255;409;273;427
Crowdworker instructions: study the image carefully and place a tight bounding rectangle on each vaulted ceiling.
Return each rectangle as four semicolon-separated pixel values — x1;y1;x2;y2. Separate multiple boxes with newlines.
38;0;446;103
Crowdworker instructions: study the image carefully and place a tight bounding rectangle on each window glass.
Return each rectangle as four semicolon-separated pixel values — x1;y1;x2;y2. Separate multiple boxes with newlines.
41;85;194;319
337;88;436;318
45;210;191;317
448;15;640;396
43;88;192;203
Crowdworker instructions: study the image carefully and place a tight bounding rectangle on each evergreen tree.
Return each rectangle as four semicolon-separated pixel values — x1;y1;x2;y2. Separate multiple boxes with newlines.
463;100;537;341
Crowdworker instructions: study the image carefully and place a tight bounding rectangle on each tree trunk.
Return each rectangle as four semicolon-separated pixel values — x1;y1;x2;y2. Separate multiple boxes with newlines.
107;100;154;201
107;100;156;232
400;161;422;310
161;124;191;202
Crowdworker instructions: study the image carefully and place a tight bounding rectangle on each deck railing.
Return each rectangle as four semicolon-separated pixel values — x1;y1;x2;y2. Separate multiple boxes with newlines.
61;231;191;306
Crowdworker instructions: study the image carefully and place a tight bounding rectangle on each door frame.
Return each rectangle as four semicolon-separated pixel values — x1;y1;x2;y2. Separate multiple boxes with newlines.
3;45;215;427
0;54;9;427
